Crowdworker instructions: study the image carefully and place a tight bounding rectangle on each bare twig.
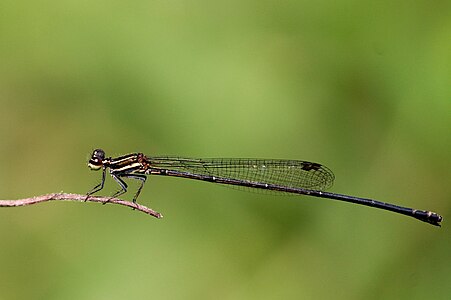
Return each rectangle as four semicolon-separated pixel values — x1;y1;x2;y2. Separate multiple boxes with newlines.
0;193;163;219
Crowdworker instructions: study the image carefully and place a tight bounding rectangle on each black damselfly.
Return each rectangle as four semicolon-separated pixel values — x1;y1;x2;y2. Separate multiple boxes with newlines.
86;149;442;226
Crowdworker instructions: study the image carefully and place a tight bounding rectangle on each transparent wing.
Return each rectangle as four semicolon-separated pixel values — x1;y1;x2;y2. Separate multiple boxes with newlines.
148;157;335;191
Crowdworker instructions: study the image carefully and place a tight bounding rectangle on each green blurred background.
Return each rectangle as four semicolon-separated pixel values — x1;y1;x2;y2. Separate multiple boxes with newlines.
0;1;450;299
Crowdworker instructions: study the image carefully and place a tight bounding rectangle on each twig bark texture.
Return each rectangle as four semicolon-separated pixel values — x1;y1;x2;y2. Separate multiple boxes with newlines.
0;193;162;218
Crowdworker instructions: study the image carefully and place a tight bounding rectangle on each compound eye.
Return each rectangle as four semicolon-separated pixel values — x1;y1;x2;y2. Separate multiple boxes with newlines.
93;149;105;160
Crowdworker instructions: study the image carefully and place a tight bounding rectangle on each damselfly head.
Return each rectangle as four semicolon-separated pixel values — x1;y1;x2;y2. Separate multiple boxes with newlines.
88;149;105;170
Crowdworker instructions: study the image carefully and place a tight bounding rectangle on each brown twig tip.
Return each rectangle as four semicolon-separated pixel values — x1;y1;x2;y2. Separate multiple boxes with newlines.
0;193;163;219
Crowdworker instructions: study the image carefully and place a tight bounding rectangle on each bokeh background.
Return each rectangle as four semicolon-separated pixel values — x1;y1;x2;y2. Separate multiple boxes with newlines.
0;1;450;299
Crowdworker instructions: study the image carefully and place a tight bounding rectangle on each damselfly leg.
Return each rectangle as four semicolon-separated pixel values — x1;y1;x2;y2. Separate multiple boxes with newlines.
85;167;106;201
107;173;147;207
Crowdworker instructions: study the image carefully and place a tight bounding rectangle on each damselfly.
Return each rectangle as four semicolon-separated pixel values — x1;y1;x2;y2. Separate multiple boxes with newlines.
86;149;442;226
